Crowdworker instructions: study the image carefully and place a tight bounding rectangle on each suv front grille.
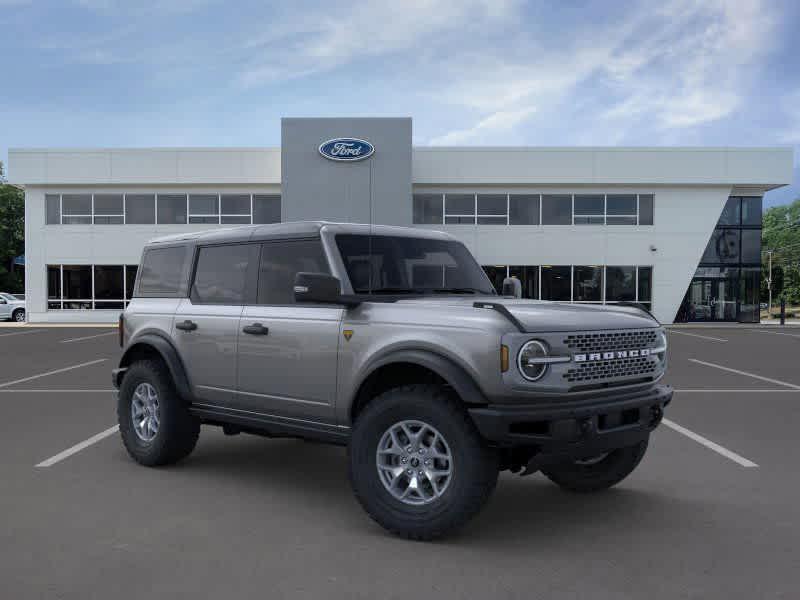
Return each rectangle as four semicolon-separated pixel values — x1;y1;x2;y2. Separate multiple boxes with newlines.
563;330;658;353
563;356;658;383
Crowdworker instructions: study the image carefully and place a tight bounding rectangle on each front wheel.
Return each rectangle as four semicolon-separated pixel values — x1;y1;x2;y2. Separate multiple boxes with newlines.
349;385;498;541
542;438;649;493
12;309;25;322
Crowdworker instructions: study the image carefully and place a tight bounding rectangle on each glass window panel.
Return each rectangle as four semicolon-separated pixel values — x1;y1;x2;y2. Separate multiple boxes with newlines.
125;194;155;224
46;194;61;224
253;194;281;224
95;301;125;310
541;266;571;300
717;197;740;226
444;216;475;224
541;195;572;225
509;265;539;299
605;266;636;301
189;216;219;224
477;216;507;225
62;216;92;224
258;240;330;304
93;194;123;214
573;266;602;301
412;194;442;224
93;265;123;299
477;194;507;215
125;265;138;299
221;194;250;215
741;196;762;226
482;266;507;294
445;194;475;216
189;194;219;215
62;265;92;299
191;244;251;304
702;229;740;263
509;194;540;225
638;194;654;225
63;301;93;310
138;246;189;295
606;216;637;225
606;194;637;215
574;195;604;215
573;215;604;224
637;267;653;302
93;216;124;224
47;266;61;299
157;194;187;224
48;301;62;310
738;267;760;323
221;215;251;224
740;229;761;263
62;194;92;215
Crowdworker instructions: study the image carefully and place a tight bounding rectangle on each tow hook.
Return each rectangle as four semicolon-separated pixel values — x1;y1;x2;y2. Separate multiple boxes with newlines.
649;405;664;427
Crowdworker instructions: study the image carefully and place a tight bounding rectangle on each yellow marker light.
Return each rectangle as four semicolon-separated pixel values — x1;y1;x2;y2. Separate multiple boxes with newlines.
500;345;509;372
343;329;354;341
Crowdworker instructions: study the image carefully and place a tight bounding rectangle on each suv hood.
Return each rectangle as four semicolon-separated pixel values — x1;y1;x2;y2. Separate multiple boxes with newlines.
395;296;659;332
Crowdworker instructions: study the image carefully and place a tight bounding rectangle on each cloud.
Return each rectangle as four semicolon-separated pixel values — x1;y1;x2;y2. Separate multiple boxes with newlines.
429;107;536;145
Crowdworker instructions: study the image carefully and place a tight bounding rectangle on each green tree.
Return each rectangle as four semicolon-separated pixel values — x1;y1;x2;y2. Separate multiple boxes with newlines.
0;162;25;293
762;197;800;305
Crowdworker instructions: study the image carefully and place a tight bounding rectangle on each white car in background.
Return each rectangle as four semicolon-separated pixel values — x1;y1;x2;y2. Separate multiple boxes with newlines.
0;293;26;322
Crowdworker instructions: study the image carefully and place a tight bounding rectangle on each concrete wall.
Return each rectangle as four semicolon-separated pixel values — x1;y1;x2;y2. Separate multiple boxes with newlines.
281;118;412;226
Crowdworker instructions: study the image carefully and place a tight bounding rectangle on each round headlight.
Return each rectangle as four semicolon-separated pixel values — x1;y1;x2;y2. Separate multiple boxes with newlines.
517;340;549;381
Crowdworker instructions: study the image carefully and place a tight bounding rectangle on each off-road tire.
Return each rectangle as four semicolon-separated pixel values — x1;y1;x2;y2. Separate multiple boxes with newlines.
118;359;200;467
12;309;25;322
349;384;498;541
542;438;649;493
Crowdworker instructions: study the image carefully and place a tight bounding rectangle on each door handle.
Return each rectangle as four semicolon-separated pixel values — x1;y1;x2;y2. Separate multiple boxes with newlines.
176;320;198;331
242;323;269;335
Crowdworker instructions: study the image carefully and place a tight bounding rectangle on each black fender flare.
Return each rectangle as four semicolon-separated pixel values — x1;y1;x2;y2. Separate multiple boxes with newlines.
352;349;488;416
118;332;193;401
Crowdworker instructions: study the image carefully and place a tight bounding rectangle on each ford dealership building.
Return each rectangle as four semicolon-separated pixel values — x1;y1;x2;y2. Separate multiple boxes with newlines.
8;117;794;324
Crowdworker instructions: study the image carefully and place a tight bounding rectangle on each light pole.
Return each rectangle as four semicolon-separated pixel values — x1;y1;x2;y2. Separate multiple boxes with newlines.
767;250;772;319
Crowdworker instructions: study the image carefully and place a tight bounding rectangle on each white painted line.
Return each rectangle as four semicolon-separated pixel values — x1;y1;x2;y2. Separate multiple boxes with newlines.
667;330;727;342
35;425;119;468
674;389;800;393
689;358;800;390
0;359;107;389
0;329;44;338
748;329;800;339
662;418;758;468
60;331;117;343
0;389;115;393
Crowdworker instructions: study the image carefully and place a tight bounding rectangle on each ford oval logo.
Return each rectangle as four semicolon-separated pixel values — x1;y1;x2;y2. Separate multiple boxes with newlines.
318;138;375;162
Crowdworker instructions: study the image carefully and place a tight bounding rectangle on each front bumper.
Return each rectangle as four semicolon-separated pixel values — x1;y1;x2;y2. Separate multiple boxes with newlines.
468;384;672;457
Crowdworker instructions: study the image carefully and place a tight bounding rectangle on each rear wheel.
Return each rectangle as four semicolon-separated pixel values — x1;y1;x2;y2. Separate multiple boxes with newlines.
12;309;25;322
118;359;200;466
542;438;649;493
349;385;498;540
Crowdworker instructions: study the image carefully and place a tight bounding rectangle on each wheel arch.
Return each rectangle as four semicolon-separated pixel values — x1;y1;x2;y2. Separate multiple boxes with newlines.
118;332;193;401
350;349;488;423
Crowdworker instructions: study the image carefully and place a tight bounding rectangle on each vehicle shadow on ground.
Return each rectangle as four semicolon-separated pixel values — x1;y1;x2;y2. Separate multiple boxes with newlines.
142;433;698;544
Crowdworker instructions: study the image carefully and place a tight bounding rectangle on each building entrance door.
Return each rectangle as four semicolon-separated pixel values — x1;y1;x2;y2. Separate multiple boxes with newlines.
684;277;738;321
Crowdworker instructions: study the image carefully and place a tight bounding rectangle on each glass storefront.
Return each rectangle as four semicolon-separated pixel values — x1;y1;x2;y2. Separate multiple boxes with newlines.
676;197;761;323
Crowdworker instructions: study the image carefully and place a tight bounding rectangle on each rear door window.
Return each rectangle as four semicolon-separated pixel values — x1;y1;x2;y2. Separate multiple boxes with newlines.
137;246;190;296
191;244;254;304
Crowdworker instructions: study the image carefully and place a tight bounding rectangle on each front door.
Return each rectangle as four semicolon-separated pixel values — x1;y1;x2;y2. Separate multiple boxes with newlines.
234;239;342;424
685;278;737;321
0;298;10;319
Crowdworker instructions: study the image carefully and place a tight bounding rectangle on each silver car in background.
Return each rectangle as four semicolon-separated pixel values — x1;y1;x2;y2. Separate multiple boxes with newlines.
0;293;26;322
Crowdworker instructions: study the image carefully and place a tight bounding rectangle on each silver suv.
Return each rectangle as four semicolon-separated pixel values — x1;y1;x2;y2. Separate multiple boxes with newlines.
114;222;671;540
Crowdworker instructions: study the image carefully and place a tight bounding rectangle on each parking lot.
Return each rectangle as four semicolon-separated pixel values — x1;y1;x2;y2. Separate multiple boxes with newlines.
1;324;798;599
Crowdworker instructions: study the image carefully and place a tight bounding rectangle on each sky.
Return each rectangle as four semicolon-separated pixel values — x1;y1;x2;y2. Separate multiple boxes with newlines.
1;0;798;207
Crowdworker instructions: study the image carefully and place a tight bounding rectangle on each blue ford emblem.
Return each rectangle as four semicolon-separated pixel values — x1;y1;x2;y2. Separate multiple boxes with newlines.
318;138;375;162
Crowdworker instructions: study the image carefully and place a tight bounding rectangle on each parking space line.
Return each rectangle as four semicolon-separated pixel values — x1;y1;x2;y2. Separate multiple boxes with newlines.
59;331;117;343
35;425;119;468
0;389;115;393
689;358;800;390
674;389;800;393
0;359;107;389
747;329;800;339
667;330;727;342
662;418;758;468
0;329;44;338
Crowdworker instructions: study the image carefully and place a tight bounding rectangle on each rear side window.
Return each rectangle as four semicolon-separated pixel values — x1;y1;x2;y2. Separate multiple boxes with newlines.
257;240;329;304
137;246;190;296
191;244;253;304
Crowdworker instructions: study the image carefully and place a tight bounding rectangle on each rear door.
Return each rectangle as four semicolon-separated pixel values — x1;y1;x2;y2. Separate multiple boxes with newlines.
234;238;343;424
172;243;258;406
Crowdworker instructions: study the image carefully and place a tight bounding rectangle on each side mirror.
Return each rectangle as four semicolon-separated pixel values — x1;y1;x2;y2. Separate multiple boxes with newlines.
502;277;522;298
294;272;342;304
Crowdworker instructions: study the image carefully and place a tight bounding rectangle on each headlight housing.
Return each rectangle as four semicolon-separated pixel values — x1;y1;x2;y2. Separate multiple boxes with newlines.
517;340;549;381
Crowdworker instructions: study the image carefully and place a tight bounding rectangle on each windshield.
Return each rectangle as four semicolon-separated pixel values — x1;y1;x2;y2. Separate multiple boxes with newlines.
335;234;496;295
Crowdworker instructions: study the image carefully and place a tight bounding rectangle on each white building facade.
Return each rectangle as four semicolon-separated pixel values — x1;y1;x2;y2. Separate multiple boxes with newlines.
8;118;793;324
